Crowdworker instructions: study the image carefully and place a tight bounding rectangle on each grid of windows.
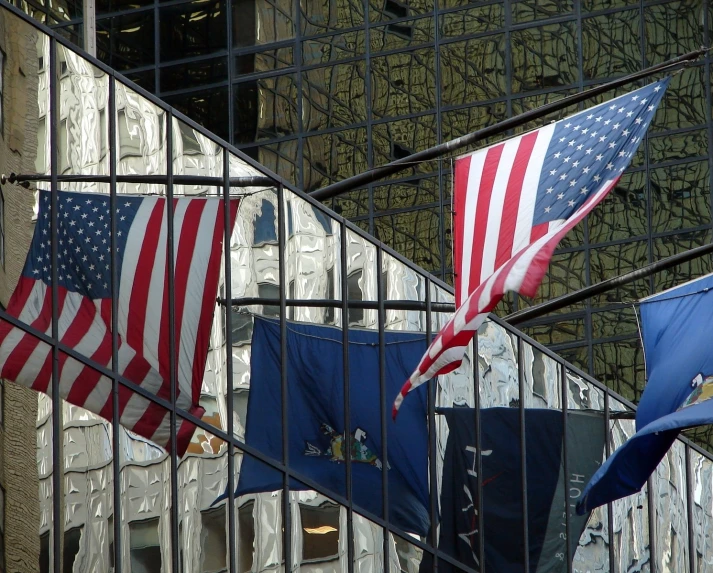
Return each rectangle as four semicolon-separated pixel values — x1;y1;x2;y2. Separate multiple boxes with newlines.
10;0;700;399
4;4;713;573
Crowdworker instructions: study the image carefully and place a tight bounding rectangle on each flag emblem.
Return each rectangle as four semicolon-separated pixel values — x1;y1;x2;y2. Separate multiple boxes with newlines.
0;189;238;454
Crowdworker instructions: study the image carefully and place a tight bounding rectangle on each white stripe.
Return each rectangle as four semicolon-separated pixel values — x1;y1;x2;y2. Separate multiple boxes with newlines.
0;281;47;365
479;137;522;282
512;123;555;254
14;291;82;386
58;300;108;397
141;203;168;370
175;199;219;405
459;150;488;305
118;197;160;337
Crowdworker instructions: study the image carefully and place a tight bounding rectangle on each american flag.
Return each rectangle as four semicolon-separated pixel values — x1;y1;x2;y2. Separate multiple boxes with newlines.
0;190;238;454
394;79;669;417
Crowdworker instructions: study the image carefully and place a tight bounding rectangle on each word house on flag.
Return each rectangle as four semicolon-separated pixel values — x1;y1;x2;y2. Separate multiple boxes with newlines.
0;189;239;455
394;78;669;416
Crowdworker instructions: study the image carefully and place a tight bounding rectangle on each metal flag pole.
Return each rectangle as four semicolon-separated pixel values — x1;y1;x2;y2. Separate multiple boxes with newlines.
504;240;713;325
309;48;707;202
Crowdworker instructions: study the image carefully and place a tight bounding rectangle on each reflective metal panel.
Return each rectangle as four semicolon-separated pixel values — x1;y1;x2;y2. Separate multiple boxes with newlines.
690;448;713;572
478;319;519;408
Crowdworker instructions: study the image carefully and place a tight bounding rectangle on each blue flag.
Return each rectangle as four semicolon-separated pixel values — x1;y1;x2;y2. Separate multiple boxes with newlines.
578;273;713;514
236;317;430;535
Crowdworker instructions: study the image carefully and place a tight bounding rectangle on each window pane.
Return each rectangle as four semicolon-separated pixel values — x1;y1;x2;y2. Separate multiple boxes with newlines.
300;502;340;562
200;507;227;573
130;518;162;573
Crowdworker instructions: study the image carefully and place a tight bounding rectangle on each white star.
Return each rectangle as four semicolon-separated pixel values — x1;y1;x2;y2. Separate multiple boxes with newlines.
648;105;654;111
66;197;73;203
580;187;588;195
568;200;576;207
546;187;554;194
608;142;616;148
89;264;95;271
596;116;602;122
626;111;633;117
86;199;92;205
632;95;639;101
565;122;571;128
593;175;601;182
640;98;647;104
92;207;98;213
88;221;94;227
599;135;607;142
619;151;626;157
618;107;625;113
554;152;562;158
560;174;567;180
581;128;589;135
588;114;595;119
550;169;557;175
613;123;620;129
568;140;575;146
577;144;584;151
606;163;614;170
654;85;661;92
564;156;571;162
573;126;580;131
557;193;565;200
604;119;611;125
635;118;642;124
609;104;616;110
572;160;580;167
596;154;603;161
81;213;88;219
124;202;131;207
544;206;552;213
586;148;593;154
622;129;630;136
582;167;590;174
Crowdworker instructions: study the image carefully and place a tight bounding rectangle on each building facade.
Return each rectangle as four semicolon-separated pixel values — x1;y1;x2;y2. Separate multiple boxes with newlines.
3;0;710;402
2;2;713;573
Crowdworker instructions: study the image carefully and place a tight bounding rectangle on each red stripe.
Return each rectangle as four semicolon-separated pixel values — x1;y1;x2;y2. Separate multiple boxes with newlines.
0;277;45;352
468;144;505;299
453;155;472;307
66;299;113;405
494;132;539;270
3;287;67;386
100;199;165;421
135;199;207;442
24;289;69;393
529;222;550;244
52;296;99;395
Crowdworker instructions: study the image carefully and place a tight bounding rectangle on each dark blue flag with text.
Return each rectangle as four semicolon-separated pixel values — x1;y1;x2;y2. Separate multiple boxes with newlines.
422;407;605;573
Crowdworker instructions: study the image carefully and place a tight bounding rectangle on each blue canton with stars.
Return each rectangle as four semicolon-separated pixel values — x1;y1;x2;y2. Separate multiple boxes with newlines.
533;79;669;226
24;190;143;299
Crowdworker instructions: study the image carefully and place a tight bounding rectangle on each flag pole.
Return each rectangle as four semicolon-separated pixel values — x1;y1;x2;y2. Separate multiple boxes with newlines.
309;48;707;202
505;241;713;325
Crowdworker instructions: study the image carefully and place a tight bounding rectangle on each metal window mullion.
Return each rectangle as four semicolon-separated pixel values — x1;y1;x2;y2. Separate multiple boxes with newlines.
473;329;485;573
166;109;180;573
686;444;695;573
604;390;615;573
426;282;439;569
223;149;237;573
108;72;123;573
376;246;389;573
560;362;572;573
518;336;530;572
340;222;355;573
49;35;62;573
277;183;292;572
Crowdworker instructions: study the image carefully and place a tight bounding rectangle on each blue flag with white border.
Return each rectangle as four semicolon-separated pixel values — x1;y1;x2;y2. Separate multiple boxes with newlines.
578;273;713;513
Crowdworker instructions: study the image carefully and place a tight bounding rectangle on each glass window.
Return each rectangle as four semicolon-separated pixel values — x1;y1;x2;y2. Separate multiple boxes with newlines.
160;0;228;62
164;87;230;143
300;502;340;562
39;532;49;573
254;199;277;244
129;518;162;573
347;269;364;326
96;12;156;72
63;527;82;573
237;501;255;573
258;282;280;317
200;506;227;573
